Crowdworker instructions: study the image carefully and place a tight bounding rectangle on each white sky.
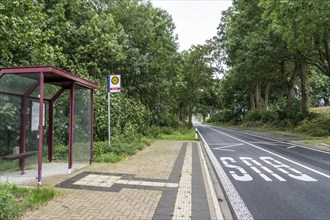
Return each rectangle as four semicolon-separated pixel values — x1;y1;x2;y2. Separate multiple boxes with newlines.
150;0;232;51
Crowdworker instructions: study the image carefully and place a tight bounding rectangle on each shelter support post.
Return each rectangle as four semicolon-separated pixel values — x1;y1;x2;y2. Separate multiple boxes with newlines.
90;89;94;164
37;72;44;186
68;83;74;173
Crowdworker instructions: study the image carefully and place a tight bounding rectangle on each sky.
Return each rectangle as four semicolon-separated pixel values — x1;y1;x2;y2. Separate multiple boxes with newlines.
150;0;232;51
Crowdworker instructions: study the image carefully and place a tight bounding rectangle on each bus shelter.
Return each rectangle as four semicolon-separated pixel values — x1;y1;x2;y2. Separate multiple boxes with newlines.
0;66;98;186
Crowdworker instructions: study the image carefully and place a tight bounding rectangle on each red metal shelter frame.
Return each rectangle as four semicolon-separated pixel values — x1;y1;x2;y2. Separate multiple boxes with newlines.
0;66;98;186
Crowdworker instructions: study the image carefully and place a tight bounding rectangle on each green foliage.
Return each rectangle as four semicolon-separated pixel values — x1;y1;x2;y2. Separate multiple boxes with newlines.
296;113;330;137
177;44;215;127
94;90;151;142
160;127;196;141
210;0;330;126
53;144;68;161
1;0;182;141
93;140;147;163
259;0;330;77
0;0;62;66
208;109;235;123
240;106;330;137
0;184;56;220
97;152;122;163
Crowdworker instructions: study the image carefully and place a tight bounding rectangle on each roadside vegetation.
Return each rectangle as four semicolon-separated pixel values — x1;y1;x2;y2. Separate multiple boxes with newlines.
0;184;56;220
0;1;328;218
209;107;330;151
1;0;329;160
204;0;329;147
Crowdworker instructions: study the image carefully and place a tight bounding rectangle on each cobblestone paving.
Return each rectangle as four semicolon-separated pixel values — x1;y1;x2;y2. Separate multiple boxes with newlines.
20;140;215;220
21;141;181;220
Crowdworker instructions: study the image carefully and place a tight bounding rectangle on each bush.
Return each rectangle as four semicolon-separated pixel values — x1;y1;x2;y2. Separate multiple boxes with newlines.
0;186;17;220
0;184;56;220
296;113;330;137
145;125;162;138
93;139;148;163
96;152;121;163
53;144;68;161
260;110;277;123
94;90;151;142
208;109;235;123
244;109;263;122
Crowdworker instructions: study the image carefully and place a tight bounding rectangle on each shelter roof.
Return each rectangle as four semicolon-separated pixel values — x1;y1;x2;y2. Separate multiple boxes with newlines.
0;66;98;89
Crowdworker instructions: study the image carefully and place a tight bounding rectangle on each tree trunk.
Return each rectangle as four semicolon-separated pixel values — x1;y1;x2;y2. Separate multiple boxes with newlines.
255;83;261;109
288;63;299;107
178;103;184;122
280;61;297;107
255;82;265;110
299;62;309;117
188;100;193;128
264;80;271;111
322;97;330;106
250;91;255;110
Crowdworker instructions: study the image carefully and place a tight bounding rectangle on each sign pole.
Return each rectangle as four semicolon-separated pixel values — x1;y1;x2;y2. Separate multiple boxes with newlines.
108;74;121;146
108;91;110;146
107;75;111;146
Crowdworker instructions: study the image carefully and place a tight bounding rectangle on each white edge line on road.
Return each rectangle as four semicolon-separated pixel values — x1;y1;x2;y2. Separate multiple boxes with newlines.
206;126;330;179
199;142;224;220
212;126;330;155
197;128;254;220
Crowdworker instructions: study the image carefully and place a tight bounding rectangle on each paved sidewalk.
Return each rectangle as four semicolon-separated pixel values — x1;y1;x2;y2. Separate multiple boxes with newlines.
20;140;220;220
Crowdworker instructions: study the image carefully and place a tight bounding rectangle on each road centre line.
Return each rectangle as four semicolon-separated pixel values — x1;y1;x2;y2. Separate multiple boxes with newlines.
215;149;235;152
286;146;297;149
208;142;242;145
215;126;330;155
249;141;288;145
197;129;254;220
214;143;244;149
206;126;330;179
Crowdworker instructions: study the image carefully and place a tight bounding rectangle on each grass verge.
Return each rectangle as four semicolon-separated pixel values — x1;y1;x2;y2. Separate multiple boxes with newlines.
160;127;196;141
0;184;56;220
93;137;153;163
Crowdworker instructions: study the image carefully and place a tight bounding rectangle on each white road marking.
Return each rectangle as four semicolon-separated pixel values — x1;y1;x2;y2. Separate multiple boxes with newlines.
197;130;254;220
221;157;253;181
260;157;317;181
260;166;286;181
214;143;244;150
209;142;242;145
221;127;330;154
240;157;273;181
286;146;297;149
216;149;236;152
249;142;282;145
206;126;330;179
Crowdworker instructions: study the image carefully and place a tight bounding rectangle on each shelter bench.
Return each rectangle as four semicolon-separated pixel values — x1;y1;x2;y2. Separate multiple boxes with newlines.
4;151;38;160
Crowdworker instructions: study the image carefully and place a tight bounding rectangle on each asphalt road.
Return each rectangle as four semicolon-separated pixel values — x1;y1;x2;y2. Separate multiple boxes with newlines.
196;124;330;220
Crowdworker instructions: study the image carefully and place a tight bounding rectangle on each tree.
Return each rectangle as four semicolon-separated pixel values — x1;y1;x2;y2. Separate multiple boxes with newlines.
83;0;181;126
178;45;214;127
0;0;61;67
259;0;330;77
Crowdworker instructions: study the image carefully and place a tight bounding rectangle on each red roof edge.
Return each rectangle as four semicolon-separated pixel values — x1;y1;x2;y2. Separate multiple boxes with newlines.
0;66;98;89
